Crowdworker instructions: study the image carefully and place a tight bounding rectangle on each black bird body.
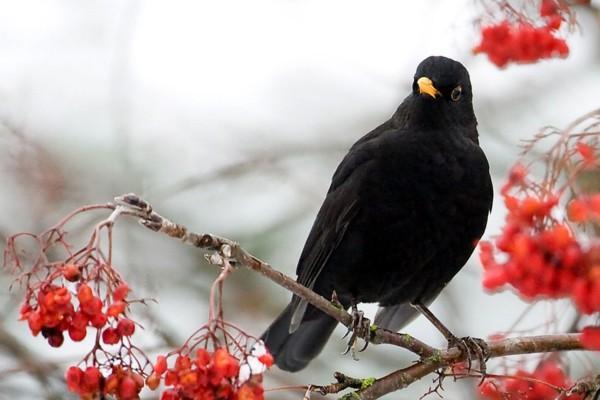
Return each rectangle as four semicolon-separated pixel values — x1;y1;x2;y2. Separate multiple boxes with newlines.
262;56;493;372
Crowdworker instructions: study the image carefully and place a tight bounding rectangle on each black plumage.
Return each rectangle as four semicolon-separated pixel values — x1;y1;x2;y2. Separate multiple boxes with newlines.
261;56;493;372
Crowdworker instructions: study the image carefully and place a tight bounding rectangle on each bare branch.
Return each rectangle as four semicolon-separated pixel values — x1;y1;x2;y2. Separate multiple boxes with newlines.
357;334;583;400
114;193;436;359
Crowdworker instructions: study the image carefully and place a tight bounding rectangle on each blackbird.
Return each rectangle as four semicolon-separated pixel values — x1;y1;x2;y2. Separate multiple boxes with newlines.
261;56;493;372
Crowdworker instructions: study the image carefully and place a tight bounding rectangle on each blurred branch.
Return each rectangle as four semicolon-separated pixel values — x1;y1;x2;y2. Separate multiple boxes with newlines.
0;320;62;400
0;121;66;213
153;143;345;199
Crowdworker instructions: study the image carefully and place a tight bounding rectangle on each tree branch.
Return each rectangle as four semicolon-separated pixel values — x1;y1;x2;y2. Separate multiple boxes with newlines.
115;193;436;358
357;334;584;399
106;194;587;399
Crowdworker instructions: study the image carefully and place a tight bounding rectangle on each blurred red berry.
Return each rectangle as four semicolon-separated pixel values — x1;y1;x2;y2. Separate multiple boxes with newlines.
161;390;180;400
90;312;108;329
66;366;83;393
154;355;168;375
68;325;87;342
47;331;64;347
77;284;93;304
146;373;161;391
116;318;136;337
540;0;559;17
119;375;140;400
581;326;600;350
258;353;274;367
113;282;130;302
102;327;121;345
474;20;569;67
107;300;127;317
62;264;81;282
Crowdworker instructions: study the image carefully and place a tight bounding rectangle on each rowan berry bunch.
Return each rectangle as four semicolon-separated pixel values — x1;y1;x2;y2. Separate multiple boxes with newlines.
479;361;582;400
140;258;274;400
147;329;274;400
474;0;575;67
3;202;274;399
4;205;154;399
4;204;138;347
479;110;600;350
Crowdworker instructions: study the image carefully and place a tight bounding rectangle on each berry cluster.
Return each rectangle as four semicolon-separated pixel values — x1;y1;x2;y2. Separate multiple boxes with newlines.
5;198;276;399
18;265;131;348
66;365;144;400
480;132;600;351
148;345;274;400
479;191;586;299
567;194;600;223
474;0;569;67
479;361;581;400
480;171;600;315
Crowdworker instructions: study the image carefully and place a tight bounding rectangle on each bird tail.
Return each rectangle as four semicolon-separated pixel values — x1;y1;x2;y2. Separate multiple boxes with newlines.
374;303;419;332
261;303;338;372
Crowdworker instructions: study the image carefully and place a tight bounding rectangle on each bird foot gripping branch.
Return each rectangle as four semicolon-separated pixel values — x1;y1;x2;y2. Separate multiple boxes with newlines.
413;303;489;377
446;336;489;378
341;303;372;360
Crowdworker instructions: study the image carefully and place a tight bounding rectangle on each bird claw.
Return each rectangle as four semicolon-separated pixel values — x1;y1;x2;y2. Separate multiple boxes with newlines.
341;304;371;360
448;336;489;380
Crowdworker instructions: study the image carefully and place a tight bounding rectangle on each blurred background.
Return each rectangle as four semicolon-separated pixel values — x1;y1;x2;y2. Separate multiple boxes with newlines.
0;0;599;399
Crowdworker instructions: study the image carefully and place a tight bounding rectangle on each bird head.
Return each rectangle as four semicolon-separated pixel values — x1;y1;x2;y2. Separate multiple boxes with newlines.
404;56;477;133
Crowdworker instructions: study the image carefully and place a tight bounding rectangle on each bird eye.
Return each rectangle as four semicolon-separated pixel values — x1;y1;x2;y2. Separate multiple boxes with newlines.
450;86;462;102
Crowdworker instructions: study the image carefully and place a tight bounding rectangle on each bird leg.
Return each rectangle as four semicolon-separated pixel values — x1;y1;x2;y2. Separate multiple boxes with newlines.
412;303;488;377
341;301;371;360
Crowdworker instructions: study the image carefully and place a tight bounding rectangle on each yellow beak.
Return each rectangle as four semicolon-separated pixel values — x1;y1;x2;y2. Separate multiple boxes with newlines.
417;77;440;98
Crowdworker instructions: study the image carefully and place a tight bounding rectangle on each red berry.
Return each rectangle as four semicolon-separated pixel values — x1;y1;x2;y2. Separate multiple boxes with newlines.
71;311;89;330
146;373;161;390
154;355;168;375
119;375;139;400
27;311;43;336
77;284;93;304
47;332;64;347
107;301;127;317
581;326;600;350
83;366;102;392
213;347;240;378
68;326;87;342
116;318;135;337
90;312;108;329
102;327;121;344
62;264;81;282
196;348;211;367
104;373;120;395
65;366;83;393
541;0;559;17
81;296;103;316
113;282;130;302
258;352;274;367
237;383;257;400
52;287;71;306
161;390;180;400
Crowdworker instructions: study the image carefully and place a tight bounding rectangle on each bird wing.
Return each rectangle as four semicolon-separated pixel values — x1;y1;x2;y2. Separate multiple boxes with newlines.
288;144;375;333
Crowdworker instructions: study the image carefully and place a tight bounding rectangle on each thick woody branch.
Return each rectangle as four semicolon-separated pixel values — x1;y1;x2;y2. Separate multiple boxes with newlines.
357;334;584;400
